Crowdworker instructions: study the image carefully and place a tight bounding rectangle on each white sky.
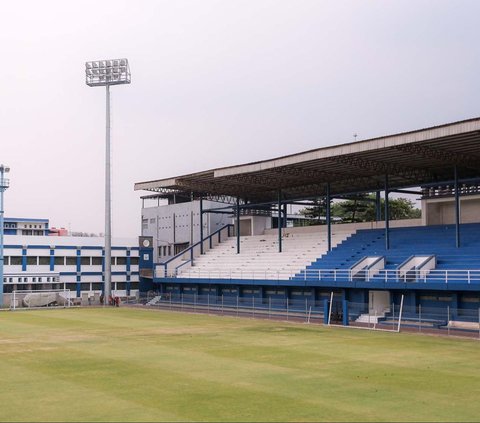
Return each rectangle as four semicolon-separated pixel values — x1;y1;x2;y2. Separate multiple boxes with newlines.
1;0;479;237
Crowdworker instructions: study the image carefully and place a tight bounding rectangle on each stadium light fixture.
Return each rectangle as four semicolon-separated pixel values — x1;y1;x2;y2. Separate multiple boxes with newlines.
0;165;10;307
85;58;131;302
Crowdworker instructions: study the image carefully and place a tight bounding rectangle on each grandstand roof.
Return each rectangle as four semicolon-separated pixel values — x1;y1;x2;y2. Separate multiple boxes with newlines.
135;117;480;201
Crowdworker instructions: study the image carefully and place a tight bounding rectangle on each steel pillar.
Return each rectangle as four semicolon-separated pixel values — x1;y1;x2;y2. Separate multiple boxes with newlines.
278;190;282;253
236;197;240;254
199;196;204;254
384;175;390;250
454;166;461;248
375;190;381;222
326;183;331;252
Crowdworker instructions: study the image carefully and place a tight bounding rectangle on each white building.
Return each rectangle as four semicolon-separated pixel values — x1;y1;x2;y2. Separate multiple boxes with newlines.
3;234;140;302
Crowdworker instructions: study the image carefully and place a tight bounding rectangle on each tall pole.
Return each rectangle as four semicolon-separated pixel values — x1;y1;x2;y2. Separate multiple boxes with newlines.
0;168;5;307
105;84;112;300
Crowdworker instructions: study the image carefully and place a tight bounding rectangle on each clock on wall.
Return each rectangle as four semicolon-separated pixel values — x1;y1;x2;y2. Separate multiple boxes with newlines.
139;236;153;248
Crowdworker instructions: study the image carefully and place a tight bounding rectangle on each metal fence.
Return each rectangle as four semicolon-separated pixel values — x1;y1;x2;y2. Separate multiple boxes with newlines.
139;292;480;338
160;267;480;284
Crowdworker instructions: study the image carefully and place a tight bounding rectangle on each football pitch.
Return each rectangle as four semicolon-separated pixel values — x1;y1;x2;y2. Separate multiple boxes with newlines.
0;308;479;422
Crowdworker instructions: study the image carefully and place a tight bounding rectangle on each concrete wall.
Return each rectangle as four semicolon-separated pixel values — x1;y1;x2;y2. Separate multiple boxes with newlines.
142;200;228;262
263;218;423;236
233;216;271;237
422;195;480;225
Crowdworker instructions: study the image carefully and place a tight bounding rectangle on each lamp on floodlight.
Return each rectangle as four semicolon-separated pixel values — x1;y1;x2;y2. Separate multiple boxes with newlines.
85;58;131;302
0;165;10;307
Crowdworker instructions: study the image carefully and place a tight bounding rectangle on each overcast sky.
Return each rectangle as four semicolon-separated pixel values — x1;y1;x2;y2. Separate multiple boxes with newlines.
1;0;479;237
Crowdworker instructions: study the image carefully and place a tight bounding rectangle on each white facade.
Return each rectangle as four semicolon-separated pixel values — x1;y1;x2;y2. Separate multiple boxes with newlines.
141;199;229;262
3;235;140;299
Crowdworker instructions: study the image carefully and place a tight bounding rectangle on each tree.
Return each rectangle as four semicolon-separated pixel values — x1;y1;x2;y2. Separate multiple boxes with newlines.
299;195;420;224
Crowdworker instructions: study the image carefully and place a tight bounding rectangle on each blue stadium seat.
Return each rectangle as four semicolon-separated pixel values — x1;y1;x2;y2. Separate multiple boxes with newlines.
292;223;480;284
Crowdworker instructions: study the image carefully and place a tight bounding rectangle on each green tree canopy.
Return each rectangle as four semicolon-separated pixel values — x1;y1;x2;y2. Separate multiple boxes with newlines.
299;195;420;224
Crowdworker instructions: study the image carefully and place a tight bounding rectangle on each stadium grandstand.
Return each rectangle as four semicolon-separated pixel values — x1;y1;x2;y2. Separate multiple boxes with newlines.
135;117;480;328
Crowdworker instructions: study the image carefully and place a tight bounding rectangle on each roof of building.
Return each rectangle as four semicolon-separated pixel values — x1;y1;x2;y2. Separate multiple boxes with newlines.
134;117;480;201
5;217;49;222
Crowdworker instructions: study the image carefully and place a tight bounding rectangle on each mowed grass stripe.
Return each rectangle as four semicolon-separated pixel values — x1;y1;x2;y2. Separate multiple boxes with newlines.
0;308;478;422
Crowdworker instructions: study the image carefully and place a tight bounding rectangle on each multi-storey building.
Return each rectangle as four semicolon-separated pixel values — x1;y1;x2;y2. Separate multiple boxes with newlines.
4;217;50;236
2;233;141;303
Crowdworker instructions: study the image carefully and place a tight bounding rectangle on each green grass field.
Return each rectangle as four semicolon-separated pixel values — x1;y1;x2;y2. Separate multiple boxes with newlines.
0;307;479;422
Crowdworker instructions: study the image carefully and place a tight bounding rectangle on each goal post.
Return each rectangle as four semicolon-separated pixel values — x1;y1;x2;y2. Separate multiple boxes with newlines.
11;288;74;310
328;294;405;333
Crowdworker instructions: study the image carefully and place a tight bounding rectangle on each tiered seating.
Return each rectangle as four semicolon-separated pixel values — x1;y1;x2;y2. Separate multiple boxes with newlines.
293;223;480;283
177;230;352;279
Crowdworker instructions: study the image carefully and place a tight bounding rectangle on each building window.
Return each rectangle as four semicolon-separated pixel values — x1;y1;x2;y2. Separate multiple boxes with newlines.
117;257;127;265
92;257;102;266
27;256;37;266
10;256;22;265
66;257;76;266
39;256;50;265
168;246;172;256
174;243;189;255
81;257;90;266
130;257;139;265
54;256;65;266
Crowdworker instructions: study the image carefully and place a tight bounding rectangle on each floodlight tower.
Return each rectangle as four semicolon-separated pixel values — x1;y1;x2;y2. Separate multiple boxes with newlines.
0;165;10;307
85;59;131;302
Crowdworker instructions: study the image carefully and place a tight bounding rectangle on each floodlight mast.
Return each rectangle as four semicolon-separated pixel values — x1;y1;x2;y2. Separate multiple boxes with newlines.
85;59;130;303
0;165;10;308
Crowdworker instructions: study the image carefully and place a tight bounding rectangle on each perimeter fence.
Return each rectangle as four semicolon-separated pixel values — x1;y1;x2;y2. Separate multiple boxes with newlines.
139;292;480;338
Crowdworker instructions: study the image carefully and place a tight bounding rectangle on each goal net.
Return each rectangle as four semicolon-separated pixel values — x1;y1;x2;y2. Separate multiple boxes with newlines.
11;289;74;310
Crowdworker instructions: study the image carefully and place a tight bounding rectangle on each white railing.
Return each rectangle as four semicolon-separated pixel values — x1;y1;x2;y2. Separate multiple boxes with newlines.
158;267;480;283
3;273;60;284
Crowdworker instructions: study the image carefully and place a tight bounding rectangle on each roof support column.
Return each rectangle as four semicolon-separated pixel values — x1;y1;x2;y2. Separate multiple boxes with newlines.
199;196;204;254
326;182;332;252
454;165;461;248
384;175;390;250
375;191;381;222
278;190;282;253
236;197;240;254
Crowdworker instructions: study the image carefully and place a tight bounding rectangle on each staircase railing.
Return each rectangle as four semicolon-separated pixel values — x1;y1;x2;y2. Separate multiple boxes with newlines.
155;224;234;278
